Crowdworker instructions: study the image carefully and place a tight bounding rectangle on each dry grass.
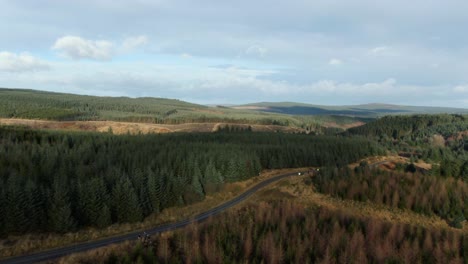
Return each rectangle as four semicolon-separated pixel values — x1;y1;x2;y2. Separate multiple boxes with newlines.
349;155;432;171
323;121;365;129
0;168;307;260
0;118;304;135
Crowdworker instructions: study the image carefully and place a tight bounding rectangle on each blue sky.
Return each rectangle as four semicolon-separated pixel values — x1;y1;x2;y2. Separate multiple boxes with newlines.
0;0;467;107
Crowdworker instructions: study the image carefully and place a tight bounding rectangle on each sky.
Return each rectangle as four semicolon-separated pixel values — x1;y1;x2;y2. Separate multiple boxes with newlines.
0;0;467;107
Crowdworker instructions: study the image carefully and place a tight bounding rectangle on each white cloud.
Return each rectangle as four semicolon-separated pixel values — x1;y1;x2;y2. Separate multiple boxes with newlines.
245;44;268;58
0;51;50;72
121;35;148;51
52;35;150;60
454;85;468;93
328;58;343;66
52;36;114;60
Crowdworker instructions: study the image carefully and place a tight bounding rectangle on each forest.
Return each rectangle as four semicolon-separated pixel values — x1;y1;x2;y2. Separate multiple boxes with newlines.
312;167;468;228
347;114;468;180
0;126;383;236
346;114;468;139
91;201;467;264
0;88;361;128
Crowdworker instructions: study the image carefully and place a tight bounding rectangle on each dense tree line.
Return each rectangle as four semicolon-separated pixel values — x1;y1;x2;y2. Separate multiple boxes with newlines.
347;114;468;180
95;201;467;264
312;168;468;227
0;126;382;236
347;114;467;139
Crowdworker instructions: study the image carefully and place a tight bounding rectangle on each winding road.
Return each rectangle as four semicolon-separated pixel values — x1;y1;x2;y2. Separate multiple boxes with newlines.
0;171;305;264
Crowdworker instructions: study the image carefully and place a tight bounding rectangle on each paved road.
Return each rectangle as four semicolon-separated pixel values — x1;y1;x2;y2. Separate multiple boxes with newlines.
0;171;304;264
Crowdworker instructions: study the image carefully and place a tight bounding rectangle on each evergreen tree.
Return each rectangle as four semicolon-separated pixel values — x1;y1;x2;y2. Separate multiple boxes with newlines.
24;179;46;231
4;176;29;233
77;178;111;228
203;160;223;193
191;162;205;197
147;171;161;214
48;182;76;233
112;177;143;223
132;169;153;217
0;184;5;236
226;158;239;182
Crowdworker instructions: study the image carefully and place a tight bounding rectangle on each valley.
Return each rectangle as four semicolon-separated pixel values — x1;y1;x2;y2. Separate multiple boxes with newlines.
0;90;467;264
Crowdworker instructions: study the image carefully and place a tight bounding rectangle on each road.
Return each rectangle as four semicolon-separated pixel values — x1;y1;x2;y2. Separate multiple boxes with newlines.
0;171;305;264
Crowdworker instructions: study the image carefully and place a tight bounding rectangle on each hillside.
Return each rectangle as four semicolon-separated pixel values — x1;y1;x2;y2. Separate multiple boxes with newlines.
0;88;308;126
0;88;365;131
1;116;466;262
347;114;468;180
347;114;468;139
233;102;468;117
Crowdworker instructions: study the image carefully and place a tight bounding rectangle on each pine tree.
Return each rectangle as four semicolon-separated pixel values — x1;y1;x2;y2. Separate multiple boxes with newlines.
24;179;46;232
77;178;111;228
147;171;161;214
203;160;222;193
132;169;153;217
192;162;205;197
96;204;111;228
0;184;5;236
112;176;143;223
4;176;29;233
48;182;76;233
226;158;239;182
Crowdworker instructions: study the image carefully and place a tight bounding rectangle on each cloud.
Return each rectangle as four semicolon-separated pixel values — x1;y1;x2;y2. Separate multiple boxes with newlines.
0;51;50;72
121;35;148;51
453;85;468;93
2;58;464;107
52;35;150;60
245;44;268;58
52;36;114;60
328;58;343;66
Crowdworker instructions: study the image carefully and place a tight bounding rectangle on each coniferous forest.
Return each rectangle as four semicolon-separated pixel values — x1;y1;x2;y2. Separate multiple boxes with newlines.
0;126;382;236
1;113;467;264
3;1;468;262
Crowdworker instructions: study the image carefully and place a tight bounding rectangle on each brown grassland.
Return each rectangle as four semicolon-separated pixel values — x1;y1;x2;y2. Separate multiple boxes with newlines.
0;118;304;135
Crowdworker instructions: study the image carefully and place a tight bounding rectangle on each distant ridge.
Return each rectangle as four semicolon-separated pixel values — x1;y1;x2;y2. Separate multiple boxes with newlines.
232;102;468;117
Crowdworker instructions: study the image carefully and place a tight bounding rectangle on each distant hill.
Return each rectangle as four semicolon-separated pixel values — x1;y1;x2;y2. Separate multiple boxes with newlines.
346;114;468;138
10;88;465;132
0;88;337;128
233;102;468;117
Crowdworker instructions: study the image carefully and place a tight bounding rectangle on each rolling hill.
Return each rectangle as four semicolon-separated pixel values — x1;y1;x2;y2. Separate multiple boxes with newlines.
233;102;468;117
0;88;302;126
0;88;366;131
